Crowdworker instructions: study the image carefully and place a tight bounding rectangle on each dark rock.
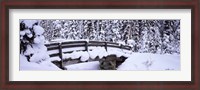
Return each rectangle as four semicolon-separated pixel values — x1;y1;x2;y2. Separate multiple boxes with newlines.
116;56;127;67
99;55;127;70
51;60;63;69
99;55;117;70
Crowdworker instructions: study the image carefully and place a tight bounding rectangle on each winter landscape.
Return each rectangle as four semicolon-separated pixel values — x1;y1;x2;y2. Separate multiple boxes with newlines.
20;19;180;71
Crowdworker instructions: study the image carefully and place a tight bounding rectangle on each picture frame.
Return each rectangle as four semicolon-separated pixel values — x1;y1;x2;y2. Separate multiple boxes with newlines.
0;0;199;90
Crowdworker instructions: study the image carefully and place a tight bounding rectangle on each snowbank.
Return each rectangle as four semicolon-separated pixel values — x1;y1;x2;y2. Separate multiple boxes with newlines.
63;52;180;71
117;53;180;70
20;54;61;70
65;61;100;70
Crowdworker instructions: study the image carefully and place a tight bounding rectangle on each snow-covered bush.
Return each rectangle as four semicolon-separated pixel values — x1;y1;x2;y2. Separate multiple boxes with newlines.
20;20;49;63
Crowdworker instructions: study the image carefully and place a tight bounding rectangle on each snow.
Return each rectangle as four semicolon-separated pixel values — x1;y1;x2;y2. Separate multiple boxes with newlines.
65;61;100;70
40;20;180;55
21;44;180;71
62;47;127;61
27;34;33;38
23;39;179;71
20;19;181;70
28;25;48;63
33;37;40;44
63;53;71;59
33;25;45;35
117;41;126;45
127;39;135;46
47;57;61;61
20;54;61;70
50;38;89;43
62;47;85;52
70;51;82;59
88;47;108;59
23;45;34;56
24;29;31;34
20;20;61;70
107;48;125;57
62;48;99;60
55;24;62;29
107;47;132;57
34;36;45;44
63;51;89;61
20;29;32;38
63;52;180;71
80;51;90;61
50;38;69;42
32;26;45;44
117;53;180;70
25;30;49;63
20;31;26;36
23;20;37;28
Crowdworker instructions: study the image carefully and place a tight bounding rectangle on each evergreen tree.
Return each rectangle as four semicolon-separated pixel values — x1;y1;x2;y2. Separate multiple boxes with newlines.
20;20;49;63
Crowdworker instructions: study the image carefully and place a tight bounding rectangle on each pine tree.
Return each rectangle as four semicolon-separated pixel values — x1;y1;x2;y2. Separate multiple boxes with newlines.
20;20;49;63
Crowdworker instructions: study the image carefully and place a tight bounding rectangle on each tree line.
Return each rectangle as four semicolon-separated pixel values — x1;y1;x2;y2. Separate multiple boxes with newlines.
39;20;180;54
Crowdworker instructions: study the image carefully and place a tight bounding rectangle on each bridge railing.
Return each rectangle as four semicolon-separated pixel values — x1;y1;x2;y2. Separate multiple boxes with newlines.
45;41;132;59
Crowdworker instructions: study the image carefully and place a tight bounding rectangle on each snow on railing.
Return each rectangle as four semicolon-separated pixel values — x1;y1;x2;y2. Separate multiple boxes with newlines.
45;40;132;58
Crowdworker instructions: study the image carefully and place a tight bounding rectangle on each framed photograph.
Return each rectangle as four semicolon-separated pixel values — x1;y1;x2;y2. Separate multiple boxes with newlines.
1;0;199;90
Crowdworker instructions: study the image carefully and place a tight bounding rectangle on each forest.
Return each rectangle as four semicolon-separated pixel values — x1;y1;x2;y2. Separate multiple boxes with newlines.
39;20;180;54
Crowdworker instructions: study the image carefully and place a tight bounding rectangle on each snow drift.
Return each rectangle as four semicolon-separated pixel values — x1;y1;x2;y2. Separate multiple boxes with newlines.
118;53;180;70
63;52;180;71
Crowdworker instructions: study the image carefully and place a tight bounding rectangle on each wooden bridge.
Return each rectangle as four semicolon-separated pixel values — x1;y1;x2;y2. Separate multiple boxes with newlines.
45;40;132;69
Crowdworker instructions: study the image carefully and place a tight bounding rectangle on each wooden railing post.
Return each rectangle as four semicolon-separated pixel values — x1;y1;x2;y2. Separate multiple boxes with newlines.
85;41;88;51
104;42;107;51
120;44;122;49
58;42;64;69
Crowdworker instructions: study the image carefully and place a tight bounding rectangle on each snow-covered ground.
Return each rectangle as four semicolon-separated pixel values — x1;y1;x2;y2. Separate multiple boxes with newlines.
20;54;61;70
64;53;180;71
65;61;100;70
20;52;180;71
117;53;180;70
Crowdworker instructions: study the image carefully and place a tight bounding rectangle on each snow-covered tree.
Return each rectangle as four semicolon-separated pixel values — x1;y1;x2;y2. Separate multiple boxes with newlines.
20;20;49;63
